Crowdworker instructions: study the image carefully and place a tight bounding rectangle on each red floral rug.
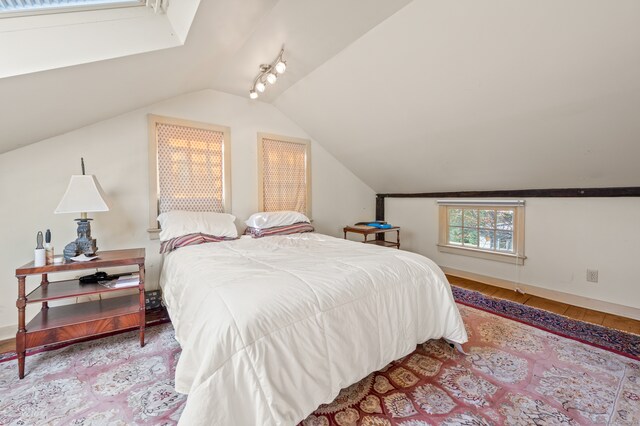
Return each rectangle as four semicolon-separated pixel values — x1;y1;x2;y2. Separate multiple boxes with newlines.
1;303;638;425
0;324;185;424
451;286;640;360
300;303;640;426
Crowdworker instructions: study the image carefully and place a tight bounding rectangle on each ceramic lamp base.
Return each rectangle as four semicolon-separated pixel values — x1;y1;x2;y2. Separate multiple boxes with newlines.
63;218;99;259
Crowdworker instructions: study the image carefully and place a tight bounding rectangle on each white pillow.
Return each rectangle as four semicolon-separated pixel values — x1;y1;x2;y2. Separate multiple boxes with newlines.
245;211;310;229
157;211;238;241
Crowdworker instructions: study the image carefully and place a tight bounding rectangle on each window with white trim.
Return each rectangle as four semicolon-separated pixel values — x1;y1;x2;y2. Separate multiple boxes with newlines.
147;115;231;238
438;200;525;264
257;133;311;217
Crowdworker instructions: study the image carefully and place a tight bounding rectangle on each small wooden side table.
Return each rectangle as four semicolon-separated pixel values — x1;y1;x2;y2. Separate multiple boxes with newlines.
343;225;401;249
14;248;145;379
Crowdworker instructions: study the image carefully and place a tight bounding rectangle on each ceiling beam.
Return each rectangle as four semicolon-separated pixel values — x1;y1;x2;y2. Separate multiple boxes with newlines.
378;187;640;199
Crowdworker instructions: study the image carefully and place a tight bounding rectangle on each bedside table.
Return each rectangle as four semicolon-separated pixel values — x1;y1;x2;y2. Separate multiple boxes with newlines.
14;248;145;379
343;225;401;249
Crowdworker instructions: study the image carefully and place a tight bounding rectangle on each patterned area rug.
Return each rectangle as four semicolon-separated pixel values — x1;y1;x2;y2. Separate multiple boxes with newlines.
300;304;640;426
1;302;639;425
0;325;185;425
452;286;640;360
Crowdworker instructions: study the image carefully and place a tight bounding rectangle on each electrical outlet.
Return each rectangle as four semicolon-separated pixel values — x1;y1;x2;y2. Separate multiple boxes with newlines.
586;269;598;283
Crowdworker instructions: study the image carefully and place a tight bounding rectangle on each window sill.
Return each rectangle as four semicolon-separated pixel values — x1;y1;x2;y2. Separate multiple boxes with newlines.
147;228;160;240
437;244;526;265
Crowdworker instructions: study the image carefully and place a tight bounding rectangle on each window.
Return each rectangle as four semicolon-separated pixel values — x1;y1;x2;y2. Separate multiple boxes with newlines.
257;133;311;217
147;115;231;238
438;200;525;264
0;0;143;16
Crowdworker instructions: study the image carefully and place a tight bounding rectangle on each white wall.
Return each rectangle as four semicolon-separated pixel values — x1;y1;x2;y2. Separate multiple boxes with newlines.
0;89;375;339
386;197;640;314
275;0;640;194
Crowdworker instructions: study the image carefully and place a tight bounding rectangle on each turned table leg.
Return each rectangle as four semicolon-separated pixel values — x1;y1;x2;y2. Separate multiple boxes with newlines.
138;264;146;347
16;275;26;379
41;274;49;310
17;341;25;379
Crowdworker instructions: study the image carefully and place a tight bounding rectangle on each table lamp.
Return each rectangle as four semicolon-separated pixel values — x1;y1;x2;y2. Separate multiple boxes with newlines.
54;158;110;259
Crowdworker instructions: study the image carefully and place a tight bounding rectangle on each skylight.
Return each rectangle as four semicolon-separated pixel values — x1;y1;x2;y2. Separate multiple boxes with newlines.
0;0;143;17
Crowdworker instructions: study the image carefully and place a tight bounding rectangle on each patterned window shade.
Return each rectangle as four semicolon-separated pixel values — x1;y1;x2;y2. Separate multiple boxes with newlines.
156;122;225;213
261;138;309;214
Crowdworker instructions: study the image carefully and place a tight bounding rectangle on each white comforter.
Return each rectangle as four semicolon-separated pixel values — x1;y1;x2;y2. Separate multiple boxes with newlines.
160;233;467;426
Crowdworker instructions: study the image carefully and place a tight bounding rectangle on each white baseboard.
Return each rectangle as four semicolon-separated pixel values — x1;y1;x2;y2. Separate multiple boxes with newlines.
441;266;640;321
0;324;15;342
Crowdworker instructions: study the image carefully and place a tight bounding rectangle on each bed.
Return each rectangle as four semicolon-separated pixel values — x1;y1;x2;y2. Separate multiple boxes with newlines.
160;232;468;425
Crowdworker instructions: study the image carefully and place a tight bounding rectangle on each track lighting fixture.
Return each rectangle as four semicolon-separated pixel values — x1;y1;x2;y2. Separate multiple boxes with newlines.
249;46;287;99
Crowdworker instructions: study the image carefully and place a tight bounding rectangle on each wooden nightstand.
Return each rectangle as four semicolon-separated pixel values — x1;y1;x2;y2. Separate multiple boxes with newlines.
14;248;145;379
343;225;401;249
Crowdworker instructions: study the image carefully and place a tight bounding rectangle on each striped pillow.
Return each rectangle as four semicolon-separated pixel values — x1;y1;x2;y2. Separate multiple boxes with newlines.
244;222;315;238
160;233;236;254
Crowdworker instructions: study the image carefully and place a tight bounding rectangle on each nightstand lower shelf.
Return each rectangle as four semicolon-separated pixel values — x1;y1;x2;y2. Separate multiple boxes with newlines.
364;240;400;248
26;279;136;303
25;294;141;349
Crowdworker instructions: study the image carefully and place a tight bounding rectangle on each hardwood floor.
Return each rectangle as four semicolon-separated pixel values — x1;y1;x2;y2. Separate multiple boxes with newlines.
447;274;640;335
0;338;14;354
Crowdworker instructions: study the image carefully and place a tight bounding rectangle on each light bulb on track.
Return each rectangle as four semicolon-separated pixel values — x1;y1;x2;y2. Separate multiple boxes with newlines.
275;61;286;74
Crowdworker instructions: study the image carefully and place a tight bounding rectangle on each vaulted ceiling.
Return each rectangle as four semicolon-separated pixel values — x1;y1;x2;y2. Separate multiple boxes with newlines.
1;0;639;193
0;0;411;153
275;0;640;193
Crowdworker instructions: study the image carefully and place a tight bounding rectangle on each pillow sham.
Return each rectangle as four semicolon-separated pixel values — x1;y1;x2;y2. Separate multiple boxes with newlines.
245;211;310;230
160;233;236;254
158;210;238;241
244;222;315;238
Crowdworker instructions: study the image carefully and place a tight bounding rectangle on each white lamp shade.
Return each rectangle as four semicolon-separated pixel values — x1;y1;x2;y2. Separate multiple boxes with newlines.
54;175;110;214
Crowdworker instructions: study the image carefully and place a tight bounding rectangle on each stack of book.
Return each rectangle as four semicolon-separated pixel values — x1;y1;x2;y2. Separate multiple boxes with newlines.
99;273;140;289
